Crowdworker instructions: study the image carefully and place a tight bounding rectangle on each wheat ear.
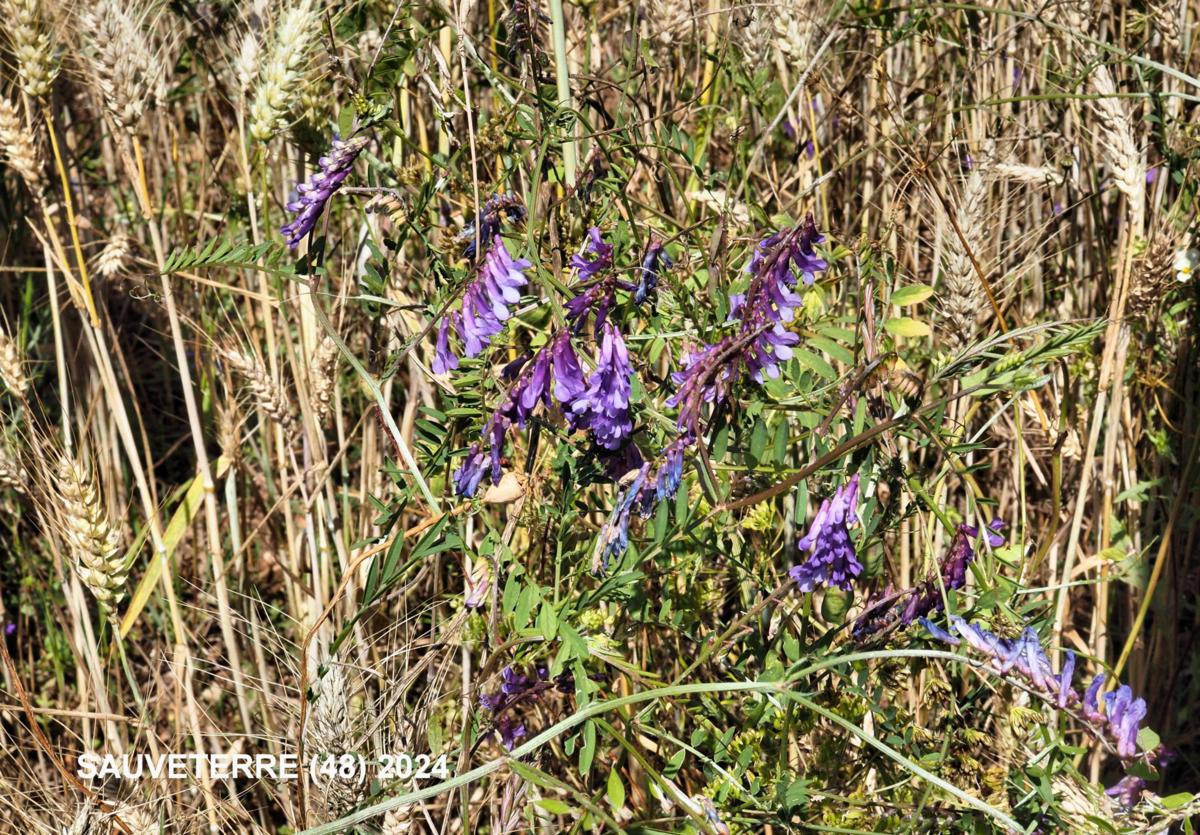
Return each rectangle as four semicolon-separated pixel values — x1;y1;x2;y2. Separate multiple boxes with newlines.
306;661;364;819
0;97;42;190
308;334;339;423
938;163;990;348
1;0;59;97
54;454;128;605
222;347;295;427
0;324;29;396
79;0;167;131
1089;64;1144;205
94;233;132;278
248;0;321;141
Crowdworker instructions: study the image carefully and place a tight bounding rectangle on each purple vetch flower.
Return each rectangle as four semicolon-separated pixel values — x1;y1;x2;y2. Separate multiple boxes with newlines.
1145;166;1159;185
453;443;487;498
790;474;862;592
462;554;490;609
1105;774;1147;808
3;622;14;637
596;464;648;572
1105;686;1148;759
281;135;369;248
479;664;576;749
508;348;553;426
918;617;960;645
984;517;1006;547
570;226;614;280
1083;673;1106;723
432;313;461;375
634;238;671;305
460;237;532;357
550;331;586;404
495;714;527;749
571;322;633;450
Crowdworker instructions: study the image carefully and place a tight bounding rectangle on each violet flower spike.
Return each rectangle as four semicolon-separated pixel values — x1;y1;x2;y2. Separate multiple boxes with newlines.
919;617;960;645
571;322;634;450
790;474;862;592
453;443;486;498
1082;674;1107;723
433;313;460;375
460;237;531;358
550;332;586;405
281;135;369;249
1105;775;1147;809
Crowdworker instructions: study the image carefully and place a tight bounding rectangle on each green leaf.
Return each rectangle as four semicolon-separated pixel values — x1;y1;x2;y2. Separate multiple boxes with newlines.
1137;727;1161;754
534;798;574;815
794;348;836;381
606;768;626;811
889;284;935;307
1161;792;1195;810
883;317;932;338
579;720;597;774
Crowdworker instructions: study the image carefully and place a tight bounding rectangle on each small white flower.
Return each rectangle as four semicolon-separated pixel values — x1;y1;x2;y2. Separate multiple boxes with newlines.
1173;248;1199;283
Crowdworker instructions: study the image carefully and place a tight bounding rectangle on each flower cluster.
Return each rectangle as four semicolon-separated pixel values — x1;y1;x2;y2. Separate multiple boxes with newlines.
598;218;828;566
478;665;575;749
855;518;1005;638
921;616;1150;761
281;135;369;248
451;228;637;497
433;238;532;373
790;474;861;592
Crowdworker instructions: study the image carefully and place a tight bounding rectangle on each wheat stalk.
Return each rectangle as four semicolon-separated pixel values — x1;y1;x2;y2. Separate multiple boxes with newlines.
79;0;168;131
1;0;59;97
937;162;990;348
248;0;321;141
54;454;128;605
0;96;42;190
0;324;29;396
1089;64;1144;205
222;347;295;427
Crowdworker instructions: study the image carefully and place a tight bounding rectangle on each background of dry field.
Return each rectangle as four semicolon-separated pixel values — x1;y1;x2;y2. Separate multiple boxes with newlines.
1;0;1199;831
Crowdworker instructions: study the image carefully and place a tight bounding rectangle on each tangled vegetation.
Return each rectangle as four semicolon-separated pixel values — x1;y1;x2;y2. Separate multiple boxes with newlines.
1;0;1198;832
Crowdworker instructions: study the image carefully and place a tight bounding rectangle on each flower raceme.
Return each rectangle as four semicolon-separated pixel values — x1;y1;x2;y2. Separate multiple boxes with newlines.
433;237;533;374
790;474;862;592
281;135;369;248
921;616;1151;762
598;217;829;567
855;518;1006;638
449;228;637;498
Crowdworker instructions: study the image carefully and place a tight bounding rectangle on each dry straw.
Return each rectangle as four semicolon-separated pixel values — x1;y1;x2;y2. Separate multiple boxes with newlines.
54;454;128;605
248;0;321;141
